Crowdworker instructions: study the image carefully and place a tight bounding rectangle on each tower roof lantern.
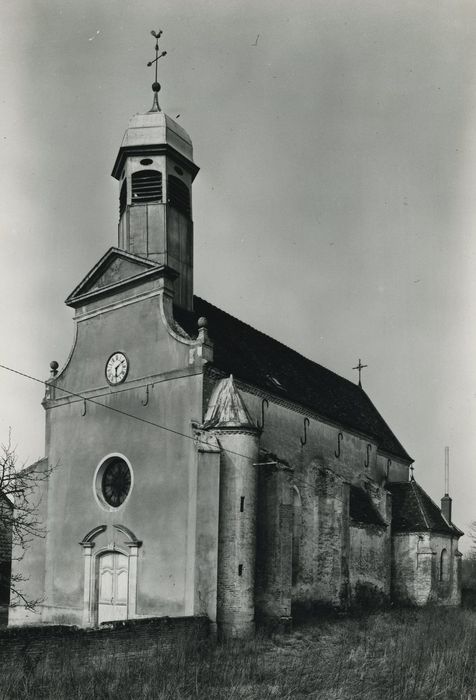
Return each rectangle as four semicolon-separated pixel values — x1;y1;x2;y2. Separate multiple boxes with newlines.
120;110;193;159
111;110;198;181
112;30;198;181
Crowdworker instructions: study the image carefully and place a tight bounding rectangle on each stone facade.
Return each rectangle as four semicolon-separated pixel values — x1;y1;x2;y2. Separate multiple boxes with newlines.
7;98;463;637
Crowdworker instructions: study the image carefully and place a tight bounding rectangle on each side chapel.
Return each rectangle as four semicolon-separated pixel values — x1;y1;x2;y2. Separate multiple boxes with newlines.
9;58;462;637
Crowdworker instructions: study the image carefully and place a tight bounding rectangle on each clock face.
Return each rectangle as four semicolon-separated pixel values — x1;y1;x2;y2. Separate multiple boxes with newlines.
105;352;128;385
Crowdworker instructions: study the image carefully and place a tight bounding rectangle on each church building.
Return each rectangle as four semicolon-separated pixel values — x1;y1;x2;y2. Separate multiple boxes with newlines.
9;62;462;637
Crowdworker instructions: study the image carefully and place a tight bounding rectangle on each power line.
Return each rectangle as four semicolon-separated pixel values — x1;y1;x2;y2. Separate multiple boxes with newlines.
0;362;238;453
0;362;343;499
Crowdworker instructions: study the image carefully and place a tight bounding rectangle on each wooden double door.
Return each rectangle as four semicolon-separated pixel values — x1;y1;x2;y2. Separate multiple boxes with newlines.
97;551;129;624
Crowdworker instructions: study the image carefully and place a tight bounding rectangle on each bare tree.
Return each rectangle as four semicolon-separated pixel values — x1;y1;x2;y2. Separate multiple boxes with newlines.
461;521;476;595
467;521;476;552
0;432;52;613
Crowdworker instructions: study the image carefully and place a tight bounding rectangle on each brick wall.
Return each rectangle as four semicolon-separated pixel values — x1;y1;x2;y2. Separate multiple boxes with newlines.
0;616;209;671
0;494;13;626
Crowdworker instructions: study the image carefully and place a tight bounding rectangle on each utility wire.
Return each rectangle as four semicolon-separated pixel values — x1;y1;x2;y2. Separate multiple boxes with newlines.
0;362;347;499
0;362;236;452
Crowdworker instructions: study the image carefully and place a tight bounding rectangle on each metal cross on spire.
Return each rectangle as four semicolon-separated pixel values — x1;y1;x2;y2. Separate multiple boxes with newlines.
352;358;368;387
147;30;167;112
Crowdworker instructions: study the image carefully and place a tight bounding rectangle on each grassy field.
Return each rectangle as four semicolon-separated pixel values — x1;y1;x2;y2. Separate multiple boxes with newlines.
2;607;476;699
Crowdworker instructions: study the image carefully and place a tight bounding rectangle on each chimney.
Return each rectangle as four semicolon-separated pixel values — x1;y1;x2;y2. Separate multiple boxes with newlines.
441;446;452;522
441;494;452;523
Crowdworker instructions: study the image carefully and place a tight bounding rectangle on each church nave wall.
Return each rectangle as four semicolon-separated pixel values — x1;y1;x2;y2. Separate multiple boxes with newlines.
349;523;390;605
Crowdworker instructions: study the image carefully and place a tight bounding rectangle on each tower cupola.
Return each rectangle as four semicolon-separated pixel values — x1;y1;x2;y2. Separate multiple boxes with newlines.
111;34;199;310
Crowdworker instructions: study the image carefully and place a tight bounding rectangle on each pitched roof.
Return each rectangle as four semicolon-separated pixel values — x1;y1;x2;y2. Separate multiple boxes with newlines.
388;480;463;536
174;297;412;461
349;485;387;527
203;376;257;430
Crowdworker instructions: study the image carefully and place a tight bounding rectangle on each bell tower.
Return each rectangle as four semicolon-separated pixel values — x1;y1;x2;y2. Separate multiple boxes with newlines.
111;32;199;310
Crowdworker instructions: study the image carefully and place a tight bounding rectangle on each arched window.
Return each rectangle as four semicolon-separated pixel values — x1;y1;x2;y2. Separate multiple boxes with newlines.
440;549;449;582
119;179;127;217
292;486;302;585
131;169;162;204
167;175;191;217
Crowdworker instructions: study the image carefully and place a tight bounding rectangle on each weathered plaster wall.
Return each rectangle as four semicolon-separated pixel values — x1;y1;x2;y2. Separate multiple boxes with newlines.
194;444;220;624
392;533;431;605
312;469;350;608
238;388;381;485
392;532;461;606
215;429;259;638
206;381;408;610
255;464;293;623
429;533;461;605
229;385;410;488
377;453;409;483
349;523;390;602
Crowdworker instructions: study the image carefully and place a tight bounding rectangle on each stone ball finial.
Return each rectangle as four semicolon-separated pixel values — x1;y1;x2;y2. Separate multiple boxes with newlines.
50;360;59;377
197;316;208;330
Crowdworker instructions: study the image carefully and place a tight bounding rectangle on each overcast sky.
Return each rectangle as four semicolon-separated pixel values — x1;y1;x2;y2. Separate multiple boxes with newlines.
1;0;475;550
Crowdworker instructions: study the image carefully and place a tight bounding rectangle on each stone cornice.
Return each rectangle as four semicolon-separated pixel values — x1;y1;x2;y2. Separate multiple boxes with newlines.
67;264;177;310
112;143;199;181
43;366;204;409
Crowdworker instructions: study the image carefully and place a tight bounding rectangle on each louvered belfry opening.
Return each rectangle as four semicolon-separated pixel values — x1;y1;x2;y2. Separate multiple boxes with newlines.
119;180;127;217
168;175;191;217
131;169;163;204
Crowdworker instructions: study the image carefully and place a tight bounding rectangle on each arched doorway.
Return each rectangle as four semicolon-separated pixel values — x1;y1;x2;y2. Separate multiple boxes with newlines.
80;524;142;627
97;550;129;624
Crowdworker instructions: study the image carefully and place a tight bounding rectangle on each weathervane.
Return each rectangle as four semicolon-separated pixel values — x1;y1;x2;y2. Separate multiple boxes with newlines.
353;358;368;388
148;30;167;112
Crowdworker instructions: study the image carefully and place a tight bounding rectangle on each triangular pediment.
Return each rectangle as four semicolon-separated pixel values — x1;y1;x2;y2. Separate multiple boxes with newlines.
66;247;162;307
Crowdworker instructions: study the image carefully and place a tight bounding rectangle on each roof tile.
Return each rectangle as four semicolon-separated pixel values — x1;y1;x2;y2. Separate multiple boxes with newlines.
175;297;412;461
388;481;462;535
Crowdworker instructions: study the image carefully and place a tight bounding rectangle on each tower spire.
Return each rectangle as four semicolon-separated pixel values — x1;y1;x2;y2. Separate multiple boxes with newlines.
147;30;167;112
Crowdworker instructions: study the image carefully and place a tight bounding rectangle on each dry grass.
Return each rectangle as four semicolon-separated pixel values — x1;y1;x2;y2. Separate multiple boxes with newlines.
2;607;476;699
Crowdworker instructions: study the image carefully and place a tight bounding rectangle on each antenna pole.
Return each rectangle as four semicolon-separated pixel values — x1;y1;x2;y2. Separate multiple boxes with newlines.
444;445;449;495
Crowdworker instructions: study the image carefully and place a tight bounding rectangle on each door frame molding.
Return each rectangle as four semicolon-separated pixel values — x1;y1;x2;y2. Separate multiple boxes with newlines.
80;524;142;627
